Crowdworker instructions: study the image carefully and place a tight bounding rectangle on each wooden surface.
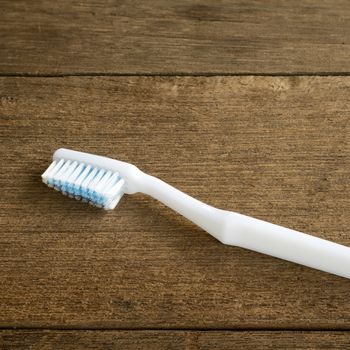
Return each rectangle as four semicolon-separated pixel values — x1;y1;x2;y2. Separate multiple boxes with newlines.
0;77;349;330
1;0;350;348
1;0;350;74
1;331;349;349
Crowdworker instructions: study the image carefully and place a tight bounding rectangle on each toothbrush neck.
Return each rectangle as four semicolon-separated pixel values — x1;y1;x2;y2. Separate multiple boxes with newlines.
139;173;227;241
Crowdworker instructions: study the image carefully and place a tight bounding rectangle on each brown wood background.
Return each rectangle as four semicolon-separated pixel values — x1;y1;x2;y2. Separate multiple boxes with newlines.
0;1;349;349
1;0;350;75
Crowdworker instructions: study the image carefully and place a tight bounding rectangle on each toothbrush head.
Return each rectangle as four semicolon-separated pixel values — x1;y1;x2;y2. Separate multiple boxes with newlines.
42;149;142;210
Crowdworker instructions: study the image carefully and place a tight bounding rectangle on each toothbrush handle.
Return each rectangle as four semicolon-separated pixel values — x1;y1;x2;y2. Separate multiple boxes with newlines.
222;212;350;279
141;173;350;279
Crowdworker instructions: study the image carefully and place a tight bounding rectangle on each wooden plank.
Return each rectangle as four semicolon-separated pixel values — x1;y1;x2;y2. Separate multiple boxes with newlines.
1;0;350;75
0;330;349;349
0;76;349;329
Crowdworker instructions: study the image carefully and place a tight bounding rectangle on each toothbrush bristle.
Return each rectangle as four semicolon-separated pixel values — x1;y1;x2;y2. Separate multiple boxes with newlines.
42;159;125;210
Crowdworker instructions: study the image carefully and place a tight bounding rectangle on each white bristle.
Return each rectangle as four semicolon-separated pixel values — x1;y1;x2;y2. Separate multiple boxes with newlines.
75;165;92;187
41;160;57;181
81;167;98;190
42;158;125;209
44;159;65;186
95;171;112;193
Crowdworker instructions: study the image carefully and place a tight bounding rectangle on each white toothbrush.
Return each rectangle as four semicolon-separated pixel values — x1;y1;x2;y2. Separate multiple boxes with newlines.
42;148;350;280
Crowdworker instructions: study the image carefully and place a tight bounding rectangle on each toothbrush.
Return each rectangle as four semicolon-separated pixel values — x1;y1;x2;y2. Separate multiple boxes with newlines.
42;148;350;280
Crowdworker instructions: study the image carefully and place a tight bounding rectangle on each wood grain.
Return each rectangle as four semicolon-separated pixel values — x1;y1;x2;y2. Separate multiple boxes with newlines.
1;330;349;350
1;0;350;75
0;76;349;329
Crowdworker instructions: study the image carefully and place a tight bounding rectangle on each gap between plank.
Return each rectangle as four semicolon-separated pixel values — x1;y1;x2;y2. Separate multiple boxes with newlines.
0;327;349;332
0;72;350;78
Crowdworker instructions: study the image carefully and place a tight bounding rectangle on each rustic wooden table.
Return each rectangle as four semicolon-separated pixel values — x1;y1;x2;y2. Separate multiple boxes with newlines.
1;1;349;349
